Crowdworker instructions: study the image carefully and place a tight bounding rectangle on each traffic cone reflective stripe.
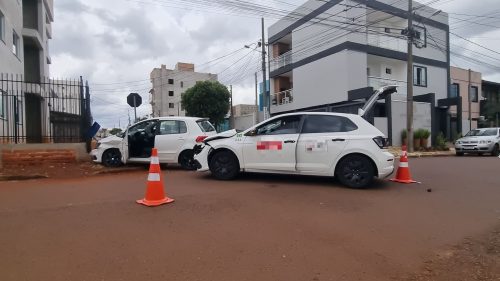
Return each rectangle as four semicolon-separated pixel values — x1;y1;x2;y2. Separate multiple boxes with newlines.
390;145;418;184
136;148;175;207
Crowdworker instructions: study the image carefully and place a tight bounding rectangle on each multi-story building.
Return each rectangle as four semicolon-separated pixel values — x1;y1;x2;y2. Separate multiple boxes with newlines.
0;0;53;81
450;67;481;135
268;0;453;145
481;80;500;128
149;63;218;117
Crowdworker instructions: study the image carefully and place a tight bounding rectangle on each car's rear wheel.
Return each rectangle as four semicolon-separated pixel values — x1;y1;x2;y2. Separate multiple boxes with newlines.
336;154;375;188
492;144;500;156
102;149;122;167
178;150;196;170
209;150;239;180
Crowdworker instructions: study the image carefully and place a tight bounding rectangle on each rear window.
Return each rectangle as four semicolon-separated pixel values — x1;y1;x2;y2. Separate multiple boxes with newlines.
197;120;216;132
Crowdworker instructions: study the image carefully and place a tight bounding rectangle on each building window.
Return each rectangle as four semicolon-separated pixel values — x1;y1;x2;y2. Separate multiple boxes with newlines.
450;83;459;98
413;65;427;87
169;103;174;108
168;79;174;85
12;30;20;57
0;91;6;119
385;68;392;75
168;90;174;97
180;81;184;88
0;10;5;43
470;86;478;102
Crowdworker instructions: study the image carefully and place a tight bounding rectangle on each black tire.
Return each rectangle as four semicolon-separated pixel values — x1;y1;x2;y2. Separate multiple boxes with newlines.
102;149;122;167
209;150;239;180
336;154;375;188
492;144;500;157
456;152;464;156
178;150;197;170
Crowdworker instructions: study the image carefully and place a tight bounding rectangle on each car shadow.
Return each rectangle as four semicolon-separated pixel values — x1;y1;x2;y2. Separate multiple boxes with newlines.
199;171;391;191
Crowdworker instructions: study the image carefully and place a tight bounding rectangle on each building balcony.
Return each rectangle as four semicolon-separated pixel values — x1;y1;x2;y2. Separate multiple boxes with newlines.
367;33;407;53
272;89;293;106
270;50;293;73
368;76;407;95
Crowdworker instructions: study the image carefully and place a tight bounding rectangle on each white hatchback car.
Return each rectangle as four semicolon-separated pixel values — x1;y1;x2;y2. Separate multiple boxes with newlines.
91;117;217;169
193;112;395;188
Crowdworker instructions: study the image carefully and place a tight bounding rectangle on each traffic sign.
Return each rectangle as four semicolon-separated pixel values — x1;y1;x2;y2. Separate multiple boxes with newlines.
127;93;142;108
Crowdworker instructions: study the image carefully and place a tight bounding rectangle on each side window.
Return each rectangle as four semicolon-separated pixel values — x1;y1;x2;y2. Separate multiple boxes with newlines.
127;120;157;136
158;120;187;135
301;115;358;134
256;115;301;135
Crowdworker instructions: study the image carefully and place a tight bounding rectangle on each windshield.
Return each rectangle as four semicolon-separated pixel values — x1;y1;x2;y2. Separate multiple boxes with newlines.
477;129;498;136
197;120;216;132
465;130;480;137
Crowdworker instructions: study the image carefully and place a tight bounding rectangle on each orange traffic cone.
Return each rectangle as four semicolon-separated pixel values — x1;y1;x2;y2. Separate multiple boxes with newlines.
390;145;419;184
136;148;175;206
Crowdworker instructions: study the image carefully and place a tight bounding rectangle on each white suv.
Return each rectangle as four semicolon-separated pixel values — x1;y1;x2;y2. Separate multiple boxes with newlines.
91;117;216;169
193;112;395;188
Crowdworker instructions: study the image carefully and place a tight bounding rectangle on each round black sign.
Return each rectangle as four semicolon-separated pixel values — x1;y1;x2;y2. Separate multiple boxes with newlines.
127;93;142;107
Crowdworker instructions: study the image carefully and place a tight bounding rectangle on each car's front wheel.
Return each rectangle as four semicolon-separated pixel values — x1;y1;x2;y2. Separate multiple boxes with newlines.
456;151;464;156
492;144;500;157
209;150;239;180
336;154;375;188
102;149;122;167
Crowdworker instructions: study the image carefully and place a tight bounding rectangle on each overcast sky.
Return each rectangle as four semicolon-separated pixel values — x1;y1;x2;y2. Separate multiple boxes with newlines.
50;0;500;128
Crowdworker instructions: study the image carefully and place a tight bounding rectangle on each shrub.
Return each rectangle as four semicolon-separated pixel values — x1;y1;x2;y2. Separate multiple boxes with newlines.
435;132;447;150
420;129;431;139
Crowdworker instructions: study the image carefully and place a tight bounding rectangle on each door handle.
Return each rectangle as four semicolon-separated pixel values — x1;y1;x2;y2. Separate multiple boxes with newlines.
177;137;185;140
284;140;296;144
331;138;345;142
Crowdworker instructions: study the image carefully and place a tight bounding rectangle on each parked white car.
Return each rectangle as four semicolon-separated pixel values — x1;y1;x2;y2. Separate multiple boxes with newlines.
455;127;500;156
193;112;395;188
91;117;217;169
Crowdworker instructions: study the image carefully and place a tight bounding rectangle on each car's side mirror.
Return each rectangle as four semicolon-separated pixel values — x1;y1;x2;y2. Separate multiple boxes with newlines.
245;129;257;136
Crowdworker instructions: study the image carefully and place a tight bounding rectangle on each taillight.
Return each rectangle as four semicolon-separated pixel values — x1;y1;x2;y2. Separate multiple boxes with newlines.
373;136;388;149
196;135;208;143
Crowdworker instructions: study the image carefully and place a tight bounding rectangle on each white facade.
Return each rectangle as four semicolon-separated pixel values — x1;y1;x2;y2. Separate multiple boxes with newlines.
0;0;54;80
150;63;218;117
268;0;449;115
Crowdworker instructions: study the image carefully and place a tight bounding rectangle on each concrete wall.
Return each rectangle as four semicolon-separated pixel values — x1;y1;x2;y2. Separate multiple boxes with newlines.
234;113;256;132
391;96;432;146
0;143;89;168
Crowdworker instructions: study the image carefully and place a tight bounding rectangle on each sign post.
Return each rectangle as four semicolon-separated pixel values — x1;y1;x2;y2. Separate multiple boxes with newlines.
127;93;142;123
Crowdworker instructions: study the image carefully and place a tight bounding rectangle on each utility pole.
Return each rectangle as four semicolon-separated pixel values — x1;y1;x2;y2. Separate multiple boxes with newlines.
468;68;472;131
406;0;414;152
261;17;269;119
255;72;258;125
229;85;234;129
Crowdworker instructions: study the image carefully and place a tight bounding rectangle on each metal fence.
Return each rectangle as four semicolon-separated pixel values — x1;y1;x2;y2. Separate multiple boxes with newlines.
0;73;92;144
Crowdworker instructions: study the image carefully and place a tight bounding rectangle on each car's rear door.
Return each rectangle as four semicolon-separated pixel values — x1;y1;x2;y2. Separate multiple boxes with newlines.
296;114;357;173
242;114;303;171
154;120;188;162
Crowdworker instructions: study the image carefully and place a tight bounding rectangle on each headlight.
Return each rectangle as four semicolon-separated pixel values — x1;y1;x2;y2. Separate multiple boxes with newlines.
488;140;492;144
456;141;461;144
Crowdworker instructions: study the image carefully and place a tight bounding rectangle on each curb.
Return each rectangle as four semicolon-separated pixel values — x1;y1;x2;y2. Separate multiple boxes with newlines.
92;167;145;175
0;174;49;181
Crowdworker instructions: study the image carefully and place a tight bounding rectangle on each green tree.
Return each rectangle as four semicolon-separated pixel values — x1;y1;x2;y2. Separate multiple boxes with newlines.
181;81;230;126
109;128;122;135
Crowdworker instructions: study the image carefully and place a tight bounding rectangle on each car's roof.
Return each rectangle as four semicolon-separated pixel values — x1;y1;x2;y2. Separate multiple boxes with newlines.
273;111;358;118
149;116;207;121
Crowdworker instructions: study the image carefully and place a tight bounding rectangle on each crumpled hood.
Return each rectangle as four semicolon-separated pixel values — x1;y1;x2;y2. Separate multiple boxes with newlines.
204;129;237;143
98;135;123;145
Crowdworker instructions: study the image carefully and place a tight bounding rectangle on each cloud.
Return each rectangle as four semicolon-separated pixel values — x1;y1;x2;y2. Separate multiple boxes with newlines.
50;0;500;128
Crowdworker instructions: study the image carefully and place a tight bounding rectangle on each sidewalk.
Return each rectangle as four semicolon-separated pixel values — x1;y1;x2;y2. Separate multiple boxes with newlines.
388;147;456;158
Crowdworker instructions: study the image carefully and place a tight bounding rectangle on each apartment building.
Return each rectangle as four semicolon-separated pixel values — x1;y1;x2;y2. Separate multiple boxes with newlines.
481;80;500;128
233;104;257;117
450;67;481;135
0;0;53;81
268;0;453;144
150;63;218;117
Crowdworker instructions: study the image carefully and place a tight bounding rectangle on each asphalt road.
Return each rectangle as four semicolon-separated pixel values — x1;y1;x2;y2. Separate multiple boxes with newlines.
1;156;499;281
